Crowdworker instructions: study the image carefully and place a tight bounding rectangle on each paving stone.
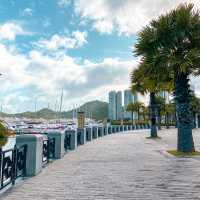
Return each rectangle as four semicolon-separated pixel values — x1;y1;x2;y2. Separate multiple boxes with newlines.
1;129;200;200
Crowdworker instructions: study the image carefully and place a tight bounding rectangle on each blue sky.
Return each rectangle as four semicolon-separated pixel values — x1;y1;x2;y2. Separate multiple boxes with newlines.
0;0;198;113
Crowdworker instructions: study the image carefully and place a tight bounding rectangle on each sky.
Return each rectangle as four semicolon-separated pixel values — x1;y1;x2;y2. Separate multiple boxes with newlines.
0;0;200;113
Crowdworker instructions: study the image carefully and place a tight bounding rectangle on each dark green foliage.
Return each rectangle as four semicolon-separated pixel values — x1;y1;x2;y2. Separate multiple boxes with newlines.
78;100;108;120
0;123;7;138
126;101;144;124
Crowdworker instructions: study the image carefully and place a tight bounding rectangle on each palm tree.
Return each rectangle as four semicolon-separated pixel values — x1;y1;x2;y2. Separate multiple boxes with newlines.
155;96;166;130
190;92;200;128
163;102;175;129
126;101;144;125
141;106;149;122
131;62;172;138
135;4;200;152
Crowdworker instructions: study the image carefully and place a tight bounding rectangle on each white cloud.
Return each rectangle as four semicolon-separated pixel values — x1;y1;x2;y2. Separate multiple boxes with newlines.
35;31;87;51
93;20;114;34
22;8;33;16
0;43;136;113
75;0;200;35
0;22;29;41
57;0;71;7
72;31;87;47
0;44;31;89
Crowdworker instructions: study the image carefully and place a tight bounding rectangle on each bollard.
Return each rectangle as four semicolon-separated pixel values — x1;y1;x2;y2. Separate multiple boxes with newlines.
92;126;98;139
98;127;103;137
104;126;108;135
86;127;92;141
124;126;127;131
77;128;86;145
108;126;112;134
111;126;115;133
65;129;77;150
48;130;65;159
142;124;145;129
16;134;45;176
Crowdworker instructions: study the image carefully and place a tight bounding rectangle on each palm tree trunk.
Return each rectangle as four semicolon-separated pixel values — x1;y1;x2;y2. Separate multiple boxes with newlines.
157;108;161;130
175;73;195;152
166;113;169;129
150;92;157;138
132;111;134;126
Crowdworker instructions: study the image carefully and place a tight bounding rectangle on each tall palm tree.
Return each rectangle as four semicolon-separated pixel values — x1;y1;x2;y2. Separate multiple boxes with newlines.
126;101;144;125
135;4;200;152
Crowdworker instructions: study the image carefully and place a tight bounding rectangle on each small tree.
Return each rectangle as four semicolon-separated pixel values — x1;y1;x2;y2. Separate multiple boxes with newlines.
155;96;166;130
163;103;175;128
190;93;200;128
131;62;173;138
126;102;144;125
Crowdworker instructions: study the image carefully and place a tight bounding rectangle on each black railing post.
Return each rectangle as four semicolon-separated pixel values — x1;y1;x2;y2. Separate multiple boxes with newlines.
0;148;2;189
12;145;17;185
1;152;5;188
47;139;50;163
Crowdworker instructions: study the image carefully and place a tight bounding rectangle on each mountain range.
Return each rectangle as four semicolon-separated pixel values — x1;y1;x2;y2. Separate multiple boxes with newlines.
0;100;108;121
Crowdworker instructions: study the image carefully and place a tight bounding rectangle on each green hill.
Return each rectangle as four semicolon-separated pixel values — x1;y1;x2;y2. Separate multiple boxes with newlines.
79;100;108;120
61;100;108;120
0;100;108;120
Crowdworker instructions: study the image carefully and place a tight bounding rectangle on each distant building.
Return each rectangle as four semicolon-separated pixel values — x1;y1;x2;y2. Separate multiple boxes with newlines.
124;90;138;120
108;91;117;120
124;90;133;119
116;91;123;120
108;90;138;121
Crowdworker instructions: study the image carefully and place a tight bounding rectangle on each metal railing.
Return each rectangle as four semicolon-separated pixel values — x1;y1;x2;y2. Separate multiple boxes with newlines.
42;138;55;164
0;144;27;190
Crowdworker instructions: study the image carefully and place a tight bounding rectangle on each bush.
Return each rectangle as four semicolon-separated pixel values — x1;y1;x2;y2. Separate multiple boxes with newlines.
0;123;7;138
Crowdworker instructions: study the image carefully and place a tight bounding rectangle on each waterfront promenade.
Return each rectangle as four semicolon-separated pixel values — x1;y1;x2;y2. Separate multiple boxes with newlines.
1;129;200;200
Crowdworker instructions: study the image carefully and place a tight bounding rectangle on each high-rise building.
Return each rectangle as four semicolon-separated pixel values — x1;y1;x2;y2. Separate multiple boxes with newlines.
108;90;138;121
124;90;138;119
124;90;133;119
116;91;123;120
108;91;117;120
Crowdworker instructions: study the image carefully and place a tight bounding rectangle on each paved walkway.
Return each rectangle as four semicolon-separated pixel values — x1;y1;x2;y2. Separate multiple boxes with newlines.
2;129;200;200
